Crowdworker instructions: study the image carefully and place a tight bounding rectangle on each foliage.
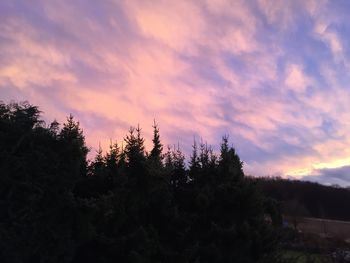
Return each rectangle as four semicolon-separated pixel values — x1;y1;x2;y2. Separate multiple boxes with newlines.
0;101;281;263
254;177;350;221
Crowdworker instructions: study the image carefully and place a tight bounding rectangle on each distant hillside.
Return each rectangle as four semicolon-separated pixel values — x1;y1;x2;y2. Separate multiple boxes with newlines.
253;177;350;222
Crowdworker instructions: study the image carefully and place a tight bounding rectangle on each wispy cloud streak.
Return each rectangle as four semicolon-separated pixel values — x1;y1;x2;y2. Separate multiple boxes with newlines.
2;0;350;184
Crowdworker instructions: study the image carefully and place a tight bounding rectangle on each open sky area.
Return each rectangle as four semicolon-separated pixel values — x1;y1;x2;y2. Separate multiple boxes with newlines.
1;0;350;186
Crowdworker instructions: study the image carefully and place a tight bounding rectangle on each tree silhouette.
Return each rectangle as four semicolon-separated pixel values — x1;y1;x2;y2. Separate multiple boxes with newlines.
91;143;105;177
219;135;244;182
105;140;119;178
149;120;163;169
0;101;283;263
189;138;200;182
171;144;187;189
124;126;146;168
59;114;89;180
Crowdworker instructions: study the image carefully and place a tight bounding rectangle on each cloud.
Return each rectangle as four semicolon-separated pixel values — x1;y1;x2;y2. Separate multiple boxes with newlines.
285;64;312;92
302;165;350;187
2;0;350;185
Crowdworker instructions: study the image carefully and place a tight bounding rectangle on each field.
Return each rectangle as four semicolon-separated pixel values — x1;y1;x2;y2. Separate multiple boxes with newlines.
284;216;350;241
280;216;350;262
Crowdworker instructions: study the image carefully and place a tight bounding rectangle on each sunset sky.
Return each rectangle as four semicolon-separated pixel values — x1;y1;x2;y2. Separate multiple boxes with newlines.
2;0;350;186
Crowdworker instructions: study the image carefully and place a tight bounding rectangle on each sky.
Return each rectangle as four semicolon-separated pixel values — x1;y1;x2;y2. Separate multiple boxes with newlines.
1;0;350;186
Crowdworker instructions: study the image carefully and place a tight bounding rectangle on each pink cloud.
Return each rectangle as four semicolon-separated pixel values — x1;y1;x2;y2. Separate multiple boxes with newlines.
2;0;350;184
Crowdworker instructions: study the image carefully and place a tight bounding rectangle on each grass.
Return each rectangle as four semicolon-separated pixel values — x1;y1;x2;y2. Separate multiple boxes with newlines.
273;250;331;263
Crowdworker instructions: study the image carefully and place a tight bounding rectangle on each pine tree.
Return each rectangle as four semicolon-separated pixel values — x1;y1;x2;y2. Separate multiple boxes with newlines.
189;138;200;181
96;143;104;163
59;114;89;178
124;126;146;176
92;143;106;176
149;120;163;168
171;144;186;188
0;103;279;262
118;141;127;168
218;135;244;181
105;140;119;177
163;145;173;183
136;124;145;154
208;146;218;172
117;141;127;180
199;140;209;169
164;145;173;171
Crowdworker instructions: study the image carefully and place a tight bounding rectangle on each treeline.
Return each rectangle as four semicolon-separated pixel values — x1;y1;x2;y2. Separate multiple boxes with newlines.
0;101;281;263
254;177;350;221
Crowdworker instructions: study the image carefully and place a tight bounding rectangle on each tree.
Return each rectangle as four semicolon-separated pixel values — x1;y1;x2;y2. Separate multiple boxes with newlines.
149;120;163;169
118;141;127;172
0;102;83;263
91;143;105;177
124;125;147;180
59;114;89;179
0;101;42;153
171;144;187;189
199;140;210;170
218;135;244;182
189;138;200;181
49;119;60;138
0;101;281;263
105;140;119;177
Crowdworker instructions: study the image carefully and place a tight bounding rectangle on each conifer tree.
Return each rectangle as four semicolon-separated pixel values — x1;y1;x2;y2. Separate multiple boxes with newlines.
163;145;173;183
149;120;163;168
96;143;104;163
124;126;146;176
118;141;127;168
171;144;186;188
199;140;210;169
164;145;173;170
116;141;127;181
105;140;119;177
0;102;280;263
92;143;105;176
208;146;218;174
59;114;89;179
125;127;140;163
136;124;145;154
189;138;200;181
218;135;244;181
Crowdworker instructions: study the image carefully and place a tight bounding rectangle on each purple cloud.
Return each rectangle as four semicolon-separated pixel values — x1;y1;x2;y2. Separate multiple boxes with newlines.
2;0;350;184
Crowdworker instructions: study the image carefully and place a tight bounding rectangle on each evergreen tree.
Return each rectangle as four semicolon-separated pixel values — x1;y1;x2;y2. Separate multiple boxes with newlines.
59;114;89;179
124;126;147;179
218;135;244;181
208;146;217;167
189;138;200;181
164;145;173;170
136;124;145;154
105;139;119;177
163;145;173;184
91;143;105;177
126;126;146;160
0;101;281;263
149;120;163;168
199;140;210;169
118;141;127;170
0;103;83;263
171;144;187;188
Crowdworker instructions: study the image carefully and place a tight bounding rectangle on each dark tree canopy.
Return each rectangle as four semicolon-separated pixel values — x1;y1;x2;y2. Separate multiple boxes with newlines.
149;120;163;169
255;177;350;222
0;101;282;263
